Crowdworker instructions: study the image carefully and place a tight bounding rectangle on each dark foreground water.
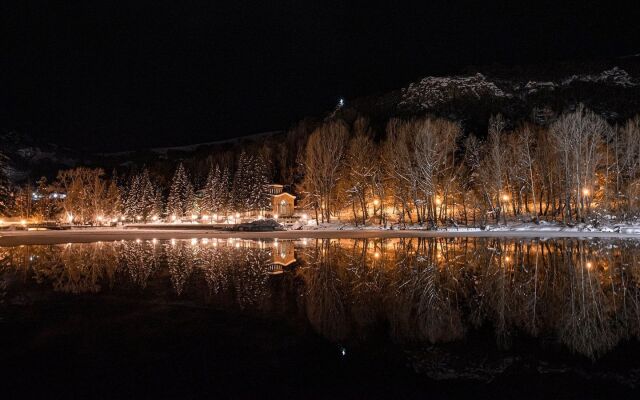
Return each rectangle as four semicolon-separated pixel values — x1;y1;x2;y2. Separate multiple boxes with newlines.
1;237;640;399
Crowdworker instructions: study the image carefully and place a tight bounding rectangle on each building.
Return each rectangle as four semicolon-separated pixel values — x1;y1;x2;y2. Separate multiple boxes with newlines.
266;184;296;217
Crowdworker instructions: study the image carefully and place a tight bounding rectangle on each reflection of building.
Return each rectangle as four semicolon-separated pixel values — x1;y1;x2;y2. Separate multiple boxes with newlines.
267;184;296;217
268;240;297;275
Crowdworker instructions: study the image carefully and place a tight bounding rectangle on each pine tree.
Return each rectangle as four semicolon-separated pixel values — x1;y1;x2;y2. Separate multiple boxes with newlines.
232;152;251;213
218;166;231;216
166;163;195;219
124;173;143;220
249;155;271;212
0;152;11;216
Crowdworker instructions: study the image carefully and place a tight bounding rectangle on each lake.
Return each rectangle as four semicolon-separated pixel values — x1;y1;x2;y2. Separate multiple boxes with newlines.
1;237;640;398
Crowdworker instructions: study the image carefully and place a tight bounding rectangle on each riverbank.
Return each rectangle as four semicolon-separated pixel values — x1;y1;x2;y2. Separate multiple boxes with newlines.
2;224;640;246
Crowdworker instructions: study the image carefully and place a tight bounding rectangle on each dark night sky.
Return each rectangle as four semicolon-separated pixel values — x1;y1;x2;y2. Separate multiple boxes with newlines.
2;1;639;151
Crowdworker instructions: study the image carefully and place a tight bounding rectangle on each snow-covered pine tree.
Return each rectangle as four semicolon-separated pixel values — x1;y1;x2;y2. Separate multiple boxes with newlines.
0;152;11;216
166;163;195;219
218;166;231;216
201;164;216;215
124;173;143;220
139;169;157;220
249;155;271;213
232;152;251;213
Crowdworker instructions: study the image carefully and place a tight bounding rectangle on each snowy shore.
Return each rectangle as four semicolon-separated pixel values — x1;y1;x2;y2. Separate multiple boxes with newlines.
2;222;640;246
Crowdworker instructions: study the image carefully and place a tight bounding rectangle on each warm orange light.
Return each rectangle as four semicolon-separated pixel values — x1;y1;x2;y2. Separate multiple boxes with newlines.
586;262;593;269
502;194;510;202
435;198;442;205
373;199;380;206
582;188;590;196
374;251;381;259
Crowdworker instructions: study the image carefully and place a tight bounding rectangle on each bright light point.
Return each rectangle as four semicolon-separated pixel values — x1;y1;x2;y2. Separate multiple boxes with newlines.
202;215;209;220
96;215;103;221
235;242;240;248
136;215;142;221
0;219;4;225
235;213;240;218
502;195;509;202
20;219;26;225
152;215;159;221
191;214;198;220
435;198;442;205
301;213;308;220
152;238;158;244
191;238;198;245
136;239;141;243
340;347;346;356
273;214;278;219
171;215;177;221
583;188;590;196
586;262;593;269
374;251;381;259
171;239;176;246
505;256;511;262
373;199;380;206
202;238;209;245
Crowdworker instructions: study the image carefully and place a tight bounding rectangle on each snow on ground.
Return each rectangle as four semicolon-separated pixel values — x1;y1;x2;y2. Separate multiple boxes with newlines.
2;222;640;246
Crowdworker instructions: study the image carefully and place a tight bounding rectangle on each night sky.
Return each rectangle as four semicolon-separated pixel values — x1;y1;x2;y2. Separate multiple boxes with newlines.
2;1;639;151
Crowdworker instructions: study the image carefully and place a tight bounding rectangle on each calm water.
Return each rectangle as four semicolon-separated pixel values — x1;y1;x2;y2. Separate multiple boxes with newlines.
2;237;640;398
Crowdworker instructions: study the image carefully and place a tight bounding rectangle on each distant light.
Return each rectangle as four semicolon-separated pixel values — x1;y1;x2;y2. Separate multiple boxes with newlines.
202;215;210;221
171;214;177;221
273;214;278;220
301;213;308;220
502;194;510;202
583;188;590;196
586;262;593;269
136;239;141;243
340;347;346;356
338;98;345;108
191;238;198;245
235;212;240;218
505;256;511;262
152;215;159;221
136;215;142;221
374;251;381;259
191;214;198;220
202;238;209;245
373;199;380;206
20;219;26;225
435;198;442;205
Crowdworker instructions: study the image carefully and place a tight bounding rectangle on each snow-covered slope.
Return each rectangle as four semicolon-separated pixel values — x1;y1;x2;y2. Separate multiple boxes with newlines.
398;67;638;112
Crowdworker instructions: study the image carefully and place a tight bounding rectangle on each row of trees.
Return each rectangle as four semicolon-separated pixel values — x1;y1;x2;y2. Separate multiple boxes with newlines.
0;151;273;224
302;106;640;226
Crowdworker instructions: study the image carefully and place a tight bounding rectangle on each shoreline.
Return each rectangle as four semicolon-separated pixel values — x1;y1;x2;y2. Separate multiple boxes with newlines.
2;227;640;246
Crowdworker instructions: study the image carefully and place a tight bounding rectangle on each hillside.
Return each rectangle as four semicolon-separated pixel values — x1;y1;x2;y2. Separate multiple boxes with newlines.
3;58;640;182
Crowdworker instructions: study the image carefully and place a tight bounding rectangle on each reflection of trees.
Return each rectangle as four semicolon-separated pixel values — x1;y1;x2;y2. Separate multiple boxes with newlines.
3;237;640;359
165;241;197;296
300;240;350;341
386;238;464;343
30;243;119;293
119;241;161;289
297;237;640;359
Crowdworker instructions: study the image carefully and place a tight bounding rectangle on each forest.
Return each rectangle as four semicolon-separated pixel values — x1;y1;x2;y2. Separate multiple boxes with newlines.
1;104;640;227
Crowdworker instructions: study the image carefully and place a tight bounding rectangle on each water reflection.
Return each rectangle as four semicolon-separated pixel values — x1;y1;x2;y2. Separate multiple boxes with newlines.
2;237;640;359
